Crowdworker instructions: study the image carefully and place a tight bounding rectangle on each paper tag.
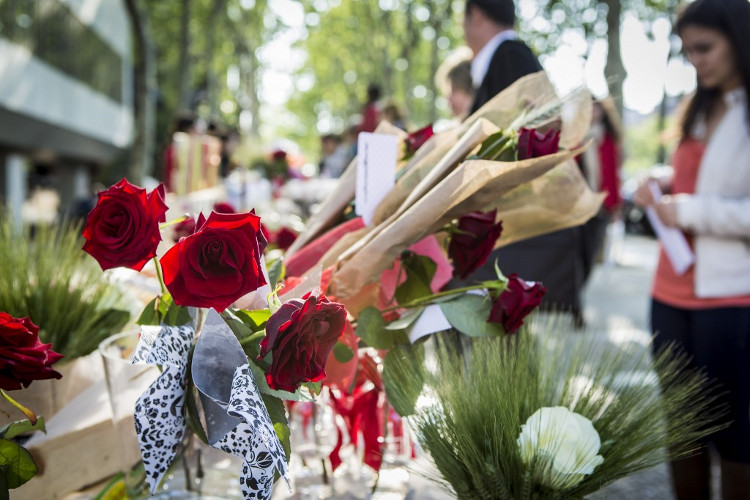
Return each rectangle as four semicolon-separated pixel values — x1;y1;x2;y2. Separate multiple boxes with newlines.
356;133;398;226
646;181;695;275
408;304;453;343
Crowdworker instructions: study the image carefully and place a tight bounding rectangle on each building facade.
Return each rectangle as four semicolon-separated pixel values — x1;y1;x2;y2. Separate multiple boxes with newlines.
0;0;133;223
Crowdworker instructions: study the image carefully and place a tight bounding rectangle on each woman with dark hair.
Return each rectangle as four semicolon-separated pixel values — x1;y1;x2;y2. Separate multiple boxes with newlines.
634;0;750;498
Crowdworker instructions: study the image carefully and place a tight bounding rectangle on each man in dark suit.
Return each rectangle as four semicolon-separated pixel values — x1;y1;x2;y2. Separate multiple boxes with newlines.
462;0;586;326
464;0;542;113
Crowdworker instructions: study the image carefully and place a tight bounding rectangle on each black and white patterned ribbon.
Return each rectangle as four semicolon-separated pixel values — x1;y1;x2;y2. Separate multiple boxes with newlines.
131;324;194;494
192;309;289;499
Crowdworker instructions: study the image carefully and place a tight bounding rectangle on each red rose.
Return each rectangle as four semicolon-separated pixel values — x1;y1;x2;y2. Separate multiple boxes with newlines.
82;179;168;271
259;292;346;392
212;202;236;214
272;227;297;251
517;128;561;160
448;209;503;280
160;211;267;312
172;215;197;243
0;313;63;391
404;124;434;156
488;274;547;334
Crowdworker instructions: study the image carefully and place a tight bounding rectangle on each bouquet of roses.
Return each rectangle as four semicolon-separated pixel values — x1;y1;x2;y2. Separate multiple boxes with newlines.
283;72;603;302
81;179;352;499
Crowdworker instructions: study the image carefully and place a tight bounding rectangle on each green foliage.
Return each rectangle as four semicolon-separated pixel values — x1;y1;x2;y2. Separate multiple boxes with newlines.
136;293;192;327
382;342;424;416
387;318;725;499
0;438;38;489
333;342;354;363
439;294;504;337
0;418;45;440
395;251;437;305
355;307;407;350
0;217;131;359
284;0;463;154
623;112;678;175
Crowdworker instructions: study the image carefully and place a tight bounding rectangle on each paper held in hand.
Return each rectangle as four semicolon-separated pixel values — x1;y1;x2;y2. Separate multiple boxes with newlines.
646;180;695;275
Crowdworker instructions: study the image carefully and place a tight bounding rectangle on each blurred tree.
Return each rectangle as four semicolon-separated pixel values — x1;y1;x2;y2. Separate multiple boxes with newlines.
519;0;678;117
142;0;277;179
284;0;462;154
125;0;157;185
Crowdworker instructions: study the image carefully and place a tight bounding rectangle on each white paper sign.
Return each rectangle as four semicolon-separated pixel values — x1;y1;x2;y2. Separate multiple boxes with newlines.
408;304;453;343
646;181;695;275
356;133;398;226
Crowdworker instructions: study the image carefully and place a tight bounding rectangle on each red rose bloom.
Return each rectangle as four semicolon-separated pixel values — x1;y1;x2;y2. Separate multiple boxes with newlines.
0;313;63;391
172;215;197;243
272;227;297;251
160;211;267;312
259;292;346;392
404;124;434;155
517;128;561;160
212;202;236;214
82;179;168;271
448;209;503;280
488;274;547;334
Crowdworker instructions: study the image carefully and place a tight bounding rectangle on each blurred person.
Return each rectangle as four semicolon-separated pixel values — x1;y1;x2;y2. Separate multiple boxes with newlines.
319;133;349;179
633;0;750;498
382;101;407;130
579;98;623;281
458;0;586;326
463;0;542;113
447;60;475;119
436;46;475;120
359;83;382;133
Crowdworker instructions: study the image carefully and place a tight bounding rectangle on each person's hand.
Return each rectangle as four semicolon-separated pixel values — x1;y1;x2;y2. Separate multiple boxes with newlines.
632;179;657;208
655;195;679;227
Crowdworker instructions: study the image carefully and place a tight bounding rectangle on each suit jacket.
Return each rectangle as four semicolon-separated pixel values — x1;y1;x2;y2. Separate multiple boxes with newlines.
470;39;542;114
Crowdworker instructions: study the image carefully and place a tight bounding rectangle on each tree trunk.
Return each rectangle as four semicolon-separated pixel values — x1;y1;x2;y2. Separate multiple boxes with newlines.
177;0;192;111
206;0;226;118
124;0;157;184
603;0;624;118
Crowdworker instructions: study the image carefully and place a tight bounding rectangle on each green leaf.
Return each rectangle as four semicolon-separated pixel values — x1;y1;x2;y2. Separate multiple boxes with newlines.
0;418;45;440
395;252;437;305
184;379;209;445
267;258;285;287
303;381;322;396
235;309;272;330
476;131;510;159
333;342;354;363
356;307;394;350
385;306;425;331
135;297;160;326
261;394;290;461
439;294;504;338
163;301;192;327
383;342;425;417
248;362;313;402
0;438;38;488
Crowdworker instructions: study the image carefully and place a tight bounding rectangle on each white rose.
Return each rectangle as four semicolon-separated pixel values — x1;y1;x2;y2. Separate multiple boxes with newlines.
517;406;604;489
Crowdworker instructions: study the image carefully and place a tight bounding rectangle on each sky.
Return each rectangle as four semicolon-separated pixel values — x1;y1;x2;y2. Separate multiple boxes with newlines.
251;0;698;136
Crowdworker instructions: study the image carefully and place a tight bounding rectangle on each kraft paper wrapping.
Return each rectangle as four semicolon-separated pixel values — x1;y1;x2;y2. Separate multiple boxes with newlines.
284;121;407;257
330;145;595;299
370;72;592;228
491;159;606;248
